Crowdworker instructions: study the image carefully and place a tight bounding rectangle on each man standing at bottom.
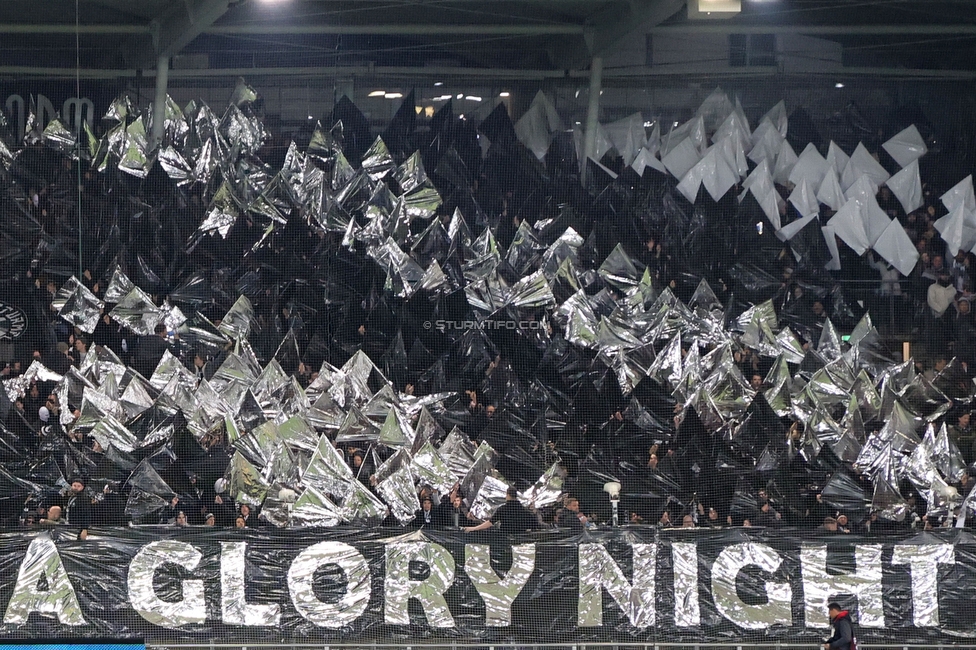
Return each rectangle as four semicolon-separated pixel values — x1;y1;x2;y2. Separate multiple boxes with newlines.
823;602;856;650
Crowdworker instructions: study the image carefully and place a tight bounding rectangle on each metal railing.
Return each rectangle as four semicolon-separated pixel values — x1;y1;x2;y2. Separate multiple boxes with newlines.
146;640;976;650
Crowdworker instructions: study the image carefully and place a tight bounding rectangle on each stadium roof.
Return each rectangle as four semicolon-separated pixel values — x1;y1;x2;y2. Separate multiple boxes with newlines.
1;0;975;80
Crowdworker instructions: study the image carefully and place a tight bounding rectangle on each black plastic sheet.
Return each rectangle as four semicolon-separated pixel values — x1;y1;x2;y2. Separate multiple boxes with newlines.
0;527;973;644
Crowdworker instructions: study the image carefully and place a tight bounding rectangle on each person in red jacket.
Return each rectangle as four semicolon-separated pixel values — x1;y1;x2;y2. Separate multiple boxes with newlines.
823;602;857;650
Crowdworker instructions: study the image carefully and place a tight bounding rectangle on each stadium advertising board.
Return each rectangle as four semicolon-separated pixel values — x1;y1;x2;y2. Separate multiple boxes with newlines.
0;527;972;644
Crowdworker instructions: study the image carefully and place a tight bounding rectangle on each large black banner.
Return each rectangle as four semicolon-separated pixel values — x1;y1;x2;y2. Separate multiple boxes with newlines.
2;527;976;643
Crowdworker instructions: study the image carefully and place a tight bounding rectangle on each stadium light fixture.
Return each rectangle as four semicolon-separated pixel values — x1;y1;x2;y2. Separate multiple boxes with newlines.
499;91;510;98
688;0;741;19
368;90;385;97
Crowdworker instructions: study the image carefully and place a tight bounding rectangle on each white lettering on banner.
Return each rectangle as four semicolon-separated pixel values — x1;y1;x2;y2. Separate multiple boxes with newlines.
577;543;656;628
287;541;371;628
384;542;457;627
36;95;57;131
711;543;792;629
3;535;86;626
800;544;884;628
891;544;955;627
672;543;701;626
0;536;962;634
465;543;536;626
128;540;207;627
5;95;24;138
3;93;96;137
220;542;281;626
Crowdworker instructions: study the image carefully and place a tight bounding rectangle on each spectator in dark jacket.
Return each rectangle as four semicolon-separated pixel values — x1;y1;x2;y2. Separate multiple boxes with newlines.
464;487;539;533
433;492;466;528
824;602;856;650
412;497;435;528
63;478;92;539
555;497;587;530
239;503;262;527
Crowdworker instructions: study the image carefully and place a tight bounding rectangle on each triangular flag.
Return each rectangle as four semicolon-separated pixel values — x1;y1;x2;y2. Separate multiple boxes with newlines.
604;112;647;166
825;141;850;176
514;90;562;160
817;168;845;211
662;115;705;156
789;142;827;190
760;100;788;138
631;146;666;177
941;175;976;214
757;188;783;231
677;163;704;204
882;124;927;168
845;174;879;205
748;118;783;165
934;204;976;257
742;159;773;200
662;137;701;179
777;212;818;241
698;146;738;201
789;178;819;218
841;142;890;191
772;139;798;185
872;219;919;276
827;199;872;254
885;159;923;215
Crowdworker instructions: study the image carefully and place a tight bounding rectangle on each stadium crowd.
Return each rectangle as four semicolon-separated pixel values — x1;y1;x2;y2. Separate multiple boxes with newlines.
1;93;974;540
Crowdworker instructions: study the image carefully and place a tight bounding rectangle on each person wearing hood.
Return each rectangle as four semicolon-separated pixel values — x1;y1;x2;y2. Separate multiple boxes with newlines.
212;478;236;527
63;477;92;540
823;602;857;650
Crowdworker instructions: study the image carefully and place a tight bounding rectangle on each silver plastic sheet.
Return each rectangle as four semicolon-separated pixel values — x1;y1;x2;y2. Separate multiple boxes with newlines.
341;479;388;524
411;441;457;495
225;451;271;506
3;360;62;402
219;295;255;340
111;286;165;335
57;276;104;333
290;484;343;527
384;541;456;627
288;541;371;626
375;452;419;525
468;475;510;520
128;540;207;627
520;463;565;510
891;544;955;627
578;542;656;628
362;137;394;181
710;542;792;629
119;117;151;178
3;535;86;626
220;542;281;626
671;543;701;627
800;544;884;628
465;543;536;626
438;427;477;481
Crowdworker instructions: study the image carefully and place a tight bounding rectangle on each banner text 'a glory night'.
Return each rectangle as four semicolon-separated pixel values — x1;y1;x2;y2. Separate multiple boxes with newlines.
0;528;973;644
